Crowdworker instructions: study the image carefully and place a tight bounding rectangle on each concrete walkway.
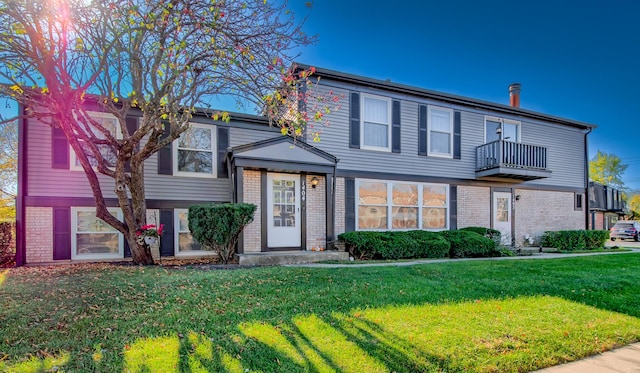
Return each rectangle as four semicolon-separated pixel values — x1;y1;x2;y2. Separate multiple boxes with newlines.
288;245;640;372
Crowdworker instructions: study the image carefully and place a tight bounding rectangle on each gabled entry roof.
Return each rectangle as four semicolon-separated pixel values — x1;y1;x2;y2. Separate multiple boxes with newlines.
228;136;338;174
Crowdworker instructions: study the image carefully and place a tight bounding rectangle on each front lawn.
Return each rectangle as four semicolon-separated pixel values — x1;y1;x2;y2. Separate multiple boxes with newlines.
1;254;640;372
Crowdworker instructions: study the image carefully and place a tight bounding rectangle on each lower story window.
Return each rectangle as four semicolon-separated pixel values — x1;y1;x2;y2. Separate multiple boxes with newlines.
71;207;123;259
356;179;448;231
174;209;206;256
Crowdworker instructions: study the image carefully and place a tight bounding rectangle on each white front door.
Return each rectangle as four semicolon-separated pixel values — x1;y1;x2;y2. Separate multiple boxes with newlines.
267;173;301;248
493;192;512;245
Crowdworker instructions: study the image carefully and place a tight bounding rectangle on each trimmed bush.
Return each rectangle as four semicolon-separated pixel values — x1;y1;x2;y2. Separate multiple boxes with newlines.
459;226;502;246
439;230;496;258
585;230;610;249
0;222;14;265
189;203;256;264
405;230;450;258
338;230;450;260
542;230;609;251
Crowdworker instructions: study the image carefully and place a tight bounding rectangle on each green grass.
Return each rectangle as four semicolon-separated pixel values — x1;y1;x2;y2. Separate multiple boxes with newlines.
551;248;633;254
1;254;640;372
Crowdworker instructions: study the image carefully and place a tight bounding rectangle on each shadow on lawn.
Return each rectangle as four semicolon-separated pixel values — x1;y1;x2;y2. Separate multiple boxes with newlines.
2;254;640;372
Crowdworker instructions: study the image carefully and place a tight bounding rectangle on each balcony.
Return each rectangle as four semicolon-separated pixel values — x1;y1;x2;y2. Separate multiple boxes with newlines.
476;140;551;181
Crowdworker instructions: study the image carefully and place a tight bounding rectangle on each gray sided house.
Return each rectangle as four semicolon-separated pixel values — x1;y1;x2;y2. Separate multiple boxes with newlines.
15;66;595;265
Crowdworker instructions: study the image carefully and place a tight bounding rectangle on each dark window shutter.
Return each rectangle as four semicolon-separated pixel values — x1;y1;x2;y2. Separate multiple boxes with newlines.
449;185;457;230
345;178;356;232
217;127;229;178
418;105;427;156
392;100;401;153
53;207;71;260
160;209;175;257
349;92;360;149
157;121;172;175
124;238;132;257
52;127;69;169
453;111;462;159
124;116;138;173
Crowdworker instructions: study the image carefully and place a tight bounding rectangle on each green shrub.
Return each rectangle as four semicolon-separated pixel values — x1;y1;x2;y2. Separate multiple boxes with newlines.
188;203;256;264
338;231;384;260
542;230;609;251
405;230;450;258
584;230;610;249
338;230;450;260
440;230;496;258
459;226;502;246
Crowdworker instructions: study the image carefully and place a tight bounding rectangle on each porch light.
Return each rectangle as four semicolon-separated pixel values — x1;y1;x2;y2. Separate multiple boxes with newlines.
310;177;319;189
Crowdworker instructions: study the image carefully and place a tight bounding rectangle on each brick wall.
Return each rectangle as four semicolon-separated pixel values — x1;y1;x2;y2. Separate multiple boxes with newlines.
306;175;326;250
25;207;53;263
457;185;491;229
242;170;262;253
335;177;345;236
514;189;584;246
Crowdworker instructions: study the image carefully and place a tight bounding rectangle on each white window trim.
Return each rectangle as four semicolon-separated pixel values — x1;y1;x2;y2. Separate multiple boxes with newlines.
174;209;215;257
360;93;392;152
355;179;449;231
484;116;521;143
427;105;454;158
70;111;122;171
173;123;217;178
71;207;124;260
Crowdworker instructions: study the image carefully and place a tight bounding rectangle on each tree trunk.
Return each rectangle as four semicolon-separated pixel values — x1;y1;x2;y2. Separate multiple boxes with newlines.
126;231;154;265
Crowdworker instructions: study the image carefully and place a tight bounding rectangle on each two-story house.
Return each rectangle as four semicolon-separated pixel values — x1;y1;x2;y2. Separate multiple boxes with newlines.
589;181;627;230
15;65;594;266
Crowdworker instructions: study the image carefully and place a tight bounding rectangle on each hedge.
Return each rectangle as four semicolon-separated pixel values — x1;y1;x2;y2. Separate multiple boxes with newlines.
459;226;502;246
338;230;450;260
541;230;609;251
338;229;501;260
439;230;497;258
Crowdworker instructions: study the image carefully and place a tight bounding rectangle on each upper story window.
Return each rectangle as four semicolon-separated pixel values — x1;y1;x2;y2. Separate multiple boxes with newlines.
361;93;392;151
70;112;120;171
173;123;216;177
428;106;453;158
485;116;520;143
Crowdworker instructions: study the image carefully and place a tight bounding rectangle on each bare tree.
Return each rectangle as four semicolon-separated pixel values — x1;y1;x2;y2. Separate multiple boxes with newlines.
0;0;335;264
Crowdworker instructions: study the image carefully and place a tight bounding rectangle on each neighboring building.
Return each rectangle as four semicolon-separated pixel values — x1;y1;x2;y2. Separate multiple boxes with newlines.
588;181;627;230
16;65;595;265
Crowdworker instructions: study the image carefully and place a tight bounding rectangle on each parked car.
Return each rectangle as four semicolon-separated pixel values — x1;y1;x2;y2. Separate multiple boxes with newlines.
610;221;640;241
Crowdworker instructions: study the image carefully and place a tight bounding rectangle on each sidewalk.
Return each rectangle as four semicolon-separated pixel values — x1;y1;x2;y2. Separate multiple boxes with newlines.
534;342;640;372
289;246;640;372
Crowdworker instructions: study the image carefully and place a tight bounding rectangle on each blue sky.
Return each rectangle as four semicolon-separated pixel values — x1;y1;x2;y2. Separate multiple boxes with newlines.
285;0;640;190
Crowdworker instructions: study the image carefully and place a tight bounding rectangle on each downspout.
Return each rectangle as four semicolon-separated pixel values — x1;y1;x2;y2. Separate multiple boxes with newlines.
15;104;26;266
584;127;593;230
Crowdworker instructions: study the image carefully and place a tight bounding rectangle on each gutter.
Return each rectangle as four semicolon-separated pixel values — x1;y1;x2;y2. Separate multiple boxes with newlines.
15;104;26;266
584;127;593;230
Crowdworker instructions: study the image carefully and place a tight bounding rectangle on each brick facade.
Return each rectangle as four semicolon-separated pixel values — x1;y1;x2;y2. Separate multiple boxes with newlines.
457;185;491;229
242;170;262;253
25;207;53;263
514;189;584;246
306;175;326;251
335;177;345;236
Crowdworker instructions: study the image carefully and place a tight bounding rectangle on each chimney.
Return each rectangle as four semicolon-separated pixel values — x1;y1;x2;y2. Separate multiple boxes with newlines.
509;83;521;108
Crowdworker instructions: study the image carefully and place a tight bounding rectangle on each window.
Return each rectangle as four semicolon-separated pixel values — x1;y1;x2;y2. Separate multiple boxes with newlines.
174;209;210;256
356;179;448;231
428;106;453;157
485;116;520;143
575;193;583;211
71;207;123;260
173;123;216;177
361;93;391;151
70;112;120;171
